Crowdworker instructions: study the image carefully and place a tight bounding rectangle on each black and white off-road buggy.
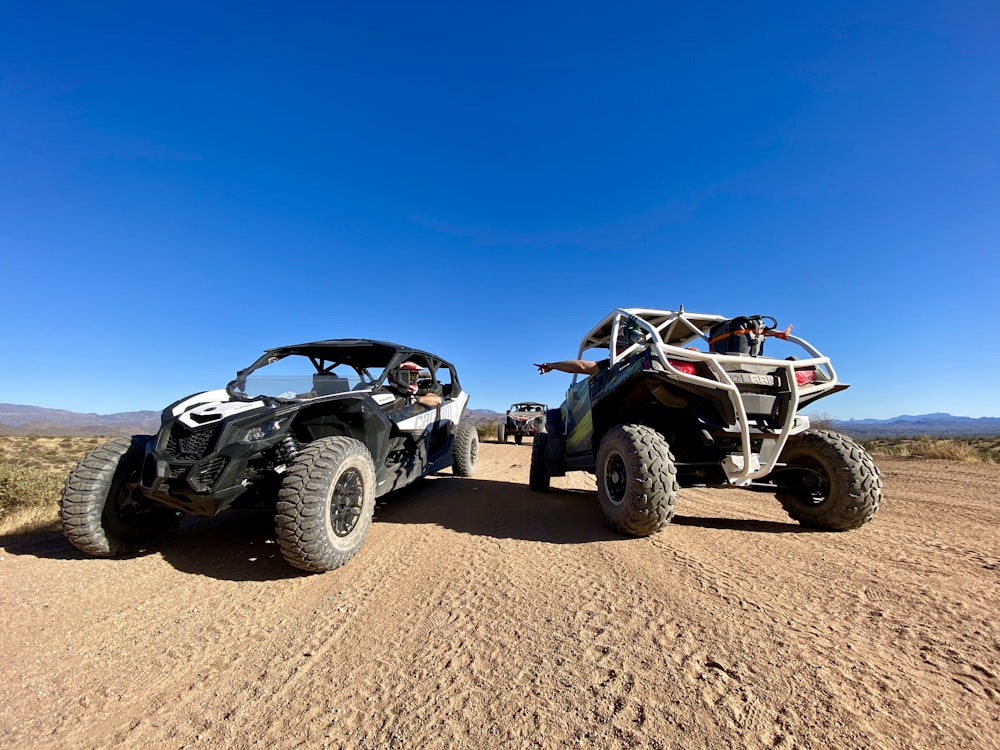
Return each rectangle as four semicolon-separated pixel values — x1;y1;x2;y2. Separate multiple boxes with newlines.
60;340;479;572
531;308;882;535
498;402;547;445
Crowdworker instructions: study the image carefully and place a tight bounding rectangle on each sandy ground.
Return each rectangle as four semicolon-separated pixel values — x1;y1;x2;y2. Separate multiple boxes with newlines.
0;444;997;750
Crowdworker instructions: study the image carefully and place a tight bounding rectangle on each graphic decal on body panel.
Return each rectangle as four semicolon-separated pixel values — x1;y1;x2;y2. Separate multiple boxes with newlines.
169;389;233;417
177;399;267;428
371;392;395;406
392;391;468;431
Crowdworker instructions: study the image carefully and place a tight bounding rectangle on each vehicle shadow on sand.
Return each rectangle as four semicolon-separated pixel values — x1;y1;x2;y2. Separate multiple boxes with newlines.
374;475;622;544
0;480;808;583
671;514;810;533
155;512;303;581
374;475;810;541
155;478;621;580
0;524;81;561
0;514;302;583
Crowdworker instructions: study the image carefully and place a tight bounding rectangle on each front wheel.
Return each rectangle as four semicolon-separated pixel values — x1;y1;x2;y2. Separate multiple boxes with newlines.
60;436;177;557
276;437;376;573
514;433;523;445
596;424;677;536
774;430;882;530
497;422;506;444
452;422;478;477
529;432;550;492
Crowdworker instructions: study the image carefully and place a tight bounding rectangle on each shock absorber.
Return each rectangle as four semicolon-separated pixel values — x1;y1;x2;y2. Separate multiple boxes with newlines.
276;436;299;464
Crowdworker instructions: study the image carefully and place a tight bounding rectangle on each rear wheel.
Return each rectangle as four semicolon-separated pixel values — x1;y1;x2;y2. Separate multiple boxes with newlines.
497;422;506;444
60;436;177;557
596;424;677;536
529;433;550;492
452;422;479;477
276;437;376;572
775;430;881;530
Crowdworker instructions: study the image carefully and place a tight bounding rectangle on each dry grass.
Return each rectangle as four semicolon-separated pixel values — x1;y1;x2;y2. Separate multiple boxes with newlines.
475;421;500;441
0;463;63;517
0;435;107;534
861;436;1000;463
0;435;107;475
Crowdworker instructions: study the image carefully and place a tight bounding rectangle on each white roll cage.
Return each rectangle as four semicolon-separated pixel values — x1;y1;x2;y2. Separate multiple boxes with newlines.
574;308;842;486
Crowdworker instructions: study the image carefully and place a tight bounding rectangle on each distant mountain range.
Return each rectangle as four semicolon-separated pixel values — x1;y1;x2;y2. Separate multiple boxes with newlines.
0;403;162;436
823;413;1000;439
0;403;997;438
0;403;503;436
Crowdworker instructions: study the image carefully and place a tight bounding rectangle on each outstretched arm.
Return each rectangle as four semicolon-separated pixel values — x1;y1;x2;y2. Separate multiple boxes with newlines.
534;360;601;375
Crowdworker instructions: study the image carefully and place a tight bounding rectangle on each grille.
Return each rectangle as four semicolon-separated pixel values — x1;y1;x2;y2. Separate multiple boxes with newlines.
190;456;229;492
166;424;220;461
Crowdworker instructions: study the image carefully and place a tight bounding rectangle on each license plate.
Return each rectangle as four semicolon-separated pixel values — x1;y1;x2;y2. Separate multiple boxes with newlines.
729;372;777;386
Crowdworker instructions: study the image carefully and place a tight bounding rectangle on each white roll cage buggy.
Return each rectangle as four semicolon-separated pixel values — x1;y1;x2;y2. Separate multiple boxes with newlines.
572;307;845;486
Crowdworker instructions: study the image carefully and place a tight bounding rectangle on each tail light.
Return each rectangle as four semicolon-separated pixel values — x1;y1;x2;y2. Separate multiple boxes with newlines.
641;351;698;375
794;368;817;386
668;360;698;376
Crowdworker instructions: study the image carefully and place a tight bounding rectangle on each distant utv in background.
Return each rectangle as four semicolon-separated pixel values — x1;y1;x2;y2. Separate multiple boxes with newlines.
498;402;548;445
531;308;882;536
60;340;478;573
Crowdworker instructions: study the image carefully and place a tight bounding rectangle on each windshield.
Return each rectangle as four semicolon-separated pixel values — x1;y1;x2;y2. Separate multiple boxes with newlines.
230;354;377;401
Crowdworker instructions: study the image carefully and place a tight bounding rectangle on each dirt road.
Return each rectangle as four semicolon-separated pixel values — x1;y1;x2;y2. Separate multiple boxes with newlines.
1;445;997;749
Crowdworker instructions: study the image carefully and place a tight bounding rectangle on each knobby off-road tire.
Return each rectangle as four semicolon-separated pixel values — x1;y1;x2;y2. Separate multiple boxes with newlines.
452;422;478;477
497;422;506;444
776;429;882;530
60;436;177;557
276;437;376;573
596;424;678;536
514;433;523;445
529;432;550;492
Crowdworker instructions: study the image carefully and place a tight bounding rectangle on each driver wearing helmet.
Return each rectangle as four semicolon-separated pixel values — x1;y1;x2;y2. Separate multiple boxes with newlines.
388;361;443;410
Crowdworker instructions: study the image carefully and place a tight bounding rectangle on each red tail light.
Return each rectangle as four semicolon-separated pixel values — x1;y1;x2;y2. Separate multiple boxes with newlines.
795;368;817;386
668;360;698;376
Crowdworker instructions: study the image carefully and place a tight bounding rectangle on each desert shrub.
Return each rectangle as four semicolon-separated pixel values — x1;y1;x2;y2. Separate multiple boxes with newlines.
806;412;836;432
0;435;99;476
911;439;995;462
476;421;500;441
0;462;63;519
861;440;907;458
862;437;997;464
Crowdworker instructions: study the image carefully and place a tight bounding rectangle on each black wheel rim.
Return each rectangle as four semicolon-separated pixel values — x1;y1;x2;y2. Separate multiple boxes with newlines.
604;452;627;506
109;463;161;529
331;468;364;537
785;458;830;505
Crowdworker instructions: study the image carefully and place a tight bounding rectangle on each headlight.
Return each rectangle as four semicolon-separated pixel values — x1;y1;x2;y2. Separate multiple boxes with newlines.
243;418;287;442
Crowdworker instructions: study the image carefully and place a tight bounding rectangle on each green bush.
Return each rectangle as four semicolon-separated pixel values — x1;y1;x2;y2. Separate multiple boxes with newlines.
0;463;63;519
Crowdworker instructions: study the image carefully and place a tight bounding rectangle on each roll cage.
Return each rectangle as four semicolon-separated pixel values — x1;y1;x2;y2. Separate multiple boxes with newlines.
509;402;547;413
568;308;846;486
226;339;462;403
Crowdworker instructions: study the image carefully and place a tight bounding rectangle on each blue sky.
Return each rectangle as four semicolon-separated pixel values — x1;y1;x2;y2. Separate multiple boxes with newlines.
1;1;998;420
